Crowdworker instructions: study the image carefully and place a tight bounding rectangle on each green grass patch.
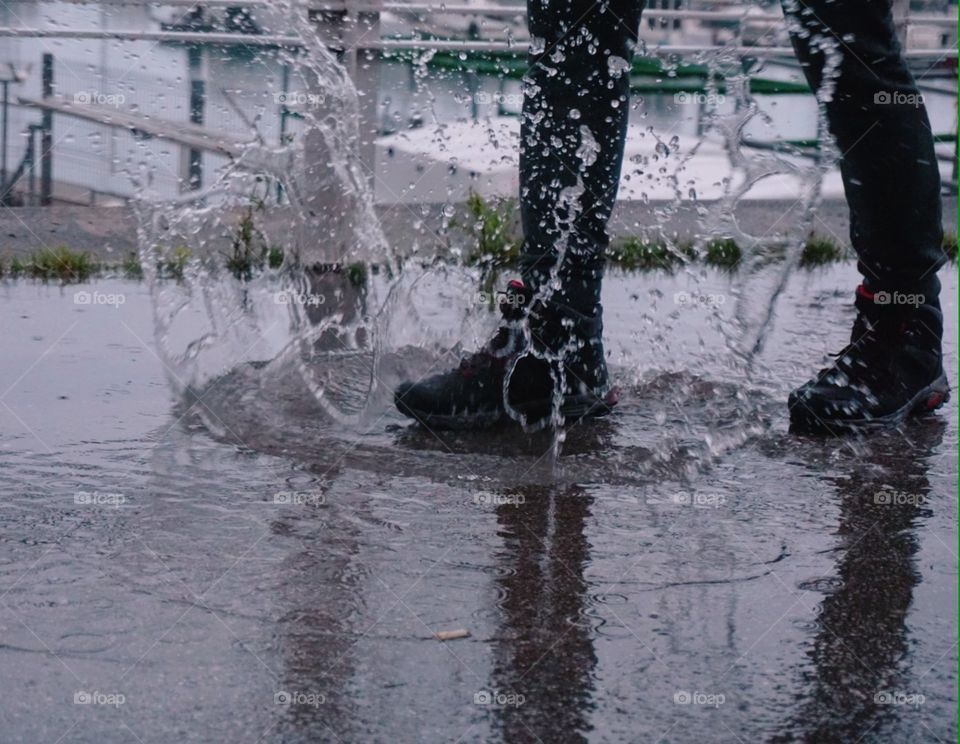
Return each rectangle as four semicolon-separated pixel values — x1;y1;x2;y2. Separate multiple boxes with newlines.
346;261;368;288
268;246;285;269
607;238;694;271
703;238;742;268
800;234;847;267
455;192;523;269
223;201;287;281
25;246;97;282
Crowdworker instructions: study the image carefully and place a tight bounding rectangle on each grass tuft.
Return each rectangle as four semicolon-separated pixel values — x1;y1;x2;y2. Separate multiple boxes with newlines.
457;192;523;269
27;246;97;282
703;238;742;268
800;234;847;267
607;238;694;271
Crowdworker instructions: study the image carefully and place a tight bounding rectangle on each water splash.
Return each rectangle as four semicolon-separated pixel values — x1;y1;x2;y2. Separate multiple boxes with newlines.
135;1;395;426
126;6;843;471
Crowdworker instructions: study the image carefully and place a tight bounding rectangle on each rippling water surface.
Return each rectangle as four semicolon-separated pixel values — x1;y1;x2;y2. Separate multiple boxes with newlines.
1;264;957;743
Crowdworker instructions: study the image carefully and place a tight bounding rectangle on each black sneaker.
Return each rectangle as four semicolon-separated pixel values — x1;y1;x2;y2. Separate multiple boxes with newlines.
394;279;620;429
789;285;950;431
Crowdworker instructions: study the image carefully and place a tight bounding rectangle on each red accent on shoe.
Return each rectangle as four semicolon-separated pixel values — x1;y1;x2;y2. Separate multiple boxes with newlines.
856;284;875;301
926;392;945;409
507;279;525;290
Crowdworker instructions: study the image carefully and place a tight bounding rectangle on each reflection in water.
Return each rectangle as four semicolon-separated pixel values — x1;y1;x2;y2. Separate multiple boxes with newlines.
782;419;946;742
488;486;597;743
270;469;364;742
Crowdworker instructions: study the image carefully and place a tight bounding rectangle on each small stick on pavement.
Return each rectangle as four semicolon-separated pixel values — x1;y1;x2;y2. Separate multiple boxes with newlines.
434;629;470;641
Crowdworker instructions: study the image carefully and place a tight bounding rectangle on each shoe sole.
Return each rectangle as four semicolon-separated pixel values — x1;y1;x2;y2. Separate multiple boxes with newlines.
397;387;621;431
790;372;950;433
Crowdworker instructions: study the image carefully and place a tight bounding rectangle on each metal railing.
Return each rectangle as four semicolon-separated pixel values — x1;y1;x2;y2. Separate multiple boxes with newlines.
1;0;956;204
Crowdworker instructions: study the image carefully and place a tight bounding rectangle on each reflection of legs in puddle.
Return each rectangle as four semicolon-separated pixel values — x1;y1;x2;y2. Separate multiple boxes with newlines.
784;0;949;430
487;485;597;741
269;482;363;740
779;420;946;741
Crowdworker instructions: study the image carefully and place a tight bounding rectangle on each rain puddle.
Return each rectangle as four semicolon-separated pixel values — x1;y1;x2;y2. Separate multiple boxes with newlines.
1;264;956;742
1;1;957;742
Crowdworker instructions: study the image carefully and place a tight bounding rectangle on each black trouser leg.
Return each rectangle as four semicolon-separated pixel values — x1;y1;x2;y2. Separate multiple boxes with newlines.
520;0;944;311
783;0;944;305
519;0;644;313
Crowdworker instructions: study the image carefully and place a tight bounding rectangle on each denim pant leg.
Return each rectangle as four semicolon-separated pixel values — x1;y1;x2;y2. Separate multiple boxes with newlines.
519;0;644;312
782;0;944;304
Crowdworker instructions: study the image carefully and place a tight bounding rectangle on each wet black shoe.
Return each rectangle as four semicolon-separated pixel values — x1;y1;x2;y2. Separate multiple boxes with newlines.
394;279;619;430
789;285;950;431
